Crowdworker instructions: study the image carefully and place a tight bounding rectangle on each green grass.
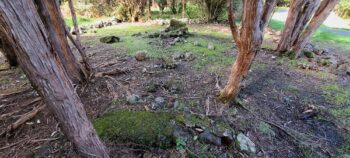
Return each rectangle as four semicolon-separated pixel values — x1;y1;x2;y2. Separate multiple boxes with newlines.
321;84;350;106
92;24;234;71
64;17;95;27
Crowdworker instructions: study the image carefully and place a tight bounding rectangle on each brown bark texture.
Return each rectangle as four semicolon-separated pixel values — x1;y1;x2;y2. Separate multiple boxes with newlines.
219;0;277;102
277;0;321;53
35;0;85;83
291;0;339;55
0;0;109;157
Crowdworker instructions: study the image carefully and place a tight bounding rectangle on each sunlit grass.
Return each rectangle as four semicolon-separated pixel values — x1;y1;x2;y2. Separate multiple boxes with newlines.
64;16;95;27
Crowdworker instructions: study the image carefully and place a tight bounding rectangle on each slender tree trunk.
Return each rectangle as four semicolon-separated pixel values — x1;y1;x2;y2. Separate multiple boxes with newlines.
219;0;277;103
277;0;321;53
0;37;18;67
182;0;186;18
0;1;109;157
68;0;91;75
291;0;339;56
148;0;152;20
34;0;85;83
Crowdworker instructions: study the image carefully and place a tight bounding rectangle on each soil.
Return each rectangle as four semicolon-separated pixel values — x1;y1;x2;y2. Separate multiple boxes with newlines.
0;25;349;158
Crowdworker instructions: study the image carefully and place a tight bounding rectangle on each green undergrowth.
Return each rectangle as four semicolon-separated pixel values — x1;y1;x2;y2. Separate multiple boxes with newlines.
321;84;350;106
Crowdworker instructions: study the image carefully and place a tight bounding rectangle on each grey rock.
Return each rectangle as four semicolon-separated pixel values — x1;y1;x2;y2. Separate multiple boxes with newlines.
208;42;215;50
135;51;147;61
199;130;222;146
347;67;350;76
185;52;195;61
127;94;140;105
172;52;185;60
173;127;192;142
152;97;166;109
236;133;256;154
193;41;201;46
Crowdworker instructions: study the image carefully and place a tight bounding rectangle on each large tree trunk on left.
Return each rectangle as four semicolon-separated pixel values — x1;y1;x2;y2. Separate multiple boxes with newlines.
0;37;18;67
35;0;85;83
0;1;109;157
219;0;277;103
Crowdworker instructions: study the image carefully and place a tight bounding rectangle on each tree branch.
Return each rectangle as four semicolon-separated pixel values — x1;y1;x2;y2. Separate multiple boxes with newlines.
227;0;240;46
260;0;278;31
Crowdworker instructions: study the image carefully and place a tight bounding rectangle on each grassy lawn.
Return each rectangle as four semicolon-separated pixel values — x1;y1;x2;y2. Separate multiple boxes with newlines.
88;24;234;72
64;17;95;27
268;19;350;53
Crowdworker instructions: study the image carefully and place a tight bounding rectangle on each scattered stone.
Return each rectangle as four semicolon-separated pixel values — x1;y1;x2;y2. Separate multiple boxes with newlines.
100;36;120;44
135;51;147;61
173;127;192;142
126;94;140;105
221;129;234;146
172;52;185;60
208;42;215;50
152;97;166;109
185;52;195;61
236;133;256;154
161;61;177;69
193;41;201;46
168;19;186;30
199;130;222;146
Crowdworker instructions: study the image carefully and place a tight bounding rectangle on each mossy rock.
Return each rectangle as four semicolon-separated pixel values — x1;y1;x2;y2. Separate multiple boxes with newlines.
93;111;176;148
100;36;120;43
303;51;314;58
317;59;331;66
169;19;186;29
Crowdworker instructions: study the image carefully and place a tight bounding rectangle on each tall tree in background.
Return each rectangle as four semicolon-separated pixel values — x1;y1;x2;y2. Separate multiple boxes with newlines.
182;0;186;18
0;0;109;157
277;0;340;57
218;0;277;103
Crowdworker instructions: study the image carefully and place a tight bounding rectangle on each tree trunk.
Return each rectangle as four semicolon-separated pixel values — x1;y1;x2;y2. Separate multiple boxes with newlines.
0;1;109;157
0;37;18;67
277;0;321;53
148;0;152;20
291;0;339;56
68;0;91;75
182;0;186;18
34;0;85;83
219;0;277;103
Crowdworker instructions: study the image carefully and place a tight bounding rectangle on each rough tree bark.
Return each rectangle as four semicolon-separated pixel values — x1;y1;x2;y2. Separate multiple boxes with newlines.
218;0;277;103
0;37;17;67
291;0;340;55
68;0;91;75
0;0;109;157
148;0;152;20
34;0;85;83
277;0;321;53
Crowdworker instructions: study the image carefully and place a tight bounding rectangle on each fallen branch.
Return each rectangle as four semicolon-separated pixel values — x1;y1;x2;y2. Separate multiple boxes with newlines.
0;138;29;151
94;69;127;78
6;103;46;133
0;87;33;100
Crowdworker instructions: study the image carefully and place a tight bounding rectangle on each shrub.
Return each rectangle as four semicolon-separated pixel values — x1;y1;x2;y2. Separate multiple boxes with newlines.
335;0;350;18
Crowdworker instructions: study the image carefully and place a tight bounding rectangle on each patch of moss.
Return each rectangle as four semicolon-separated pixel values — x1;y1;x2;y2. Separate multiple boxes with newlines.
257;122;275;137
285;85;300;94
321;85;350;105
176;115;211;127
303;51;314;58
93;111;176;148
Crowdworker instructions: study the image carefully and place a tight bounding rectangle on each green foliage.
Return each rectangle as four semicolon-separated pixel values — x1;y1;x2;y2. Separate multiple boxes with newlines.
185;3;202;19
93;111;176;148
176;138;186;153
114;5;129;21
335;0;350;18
277;0;291;7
